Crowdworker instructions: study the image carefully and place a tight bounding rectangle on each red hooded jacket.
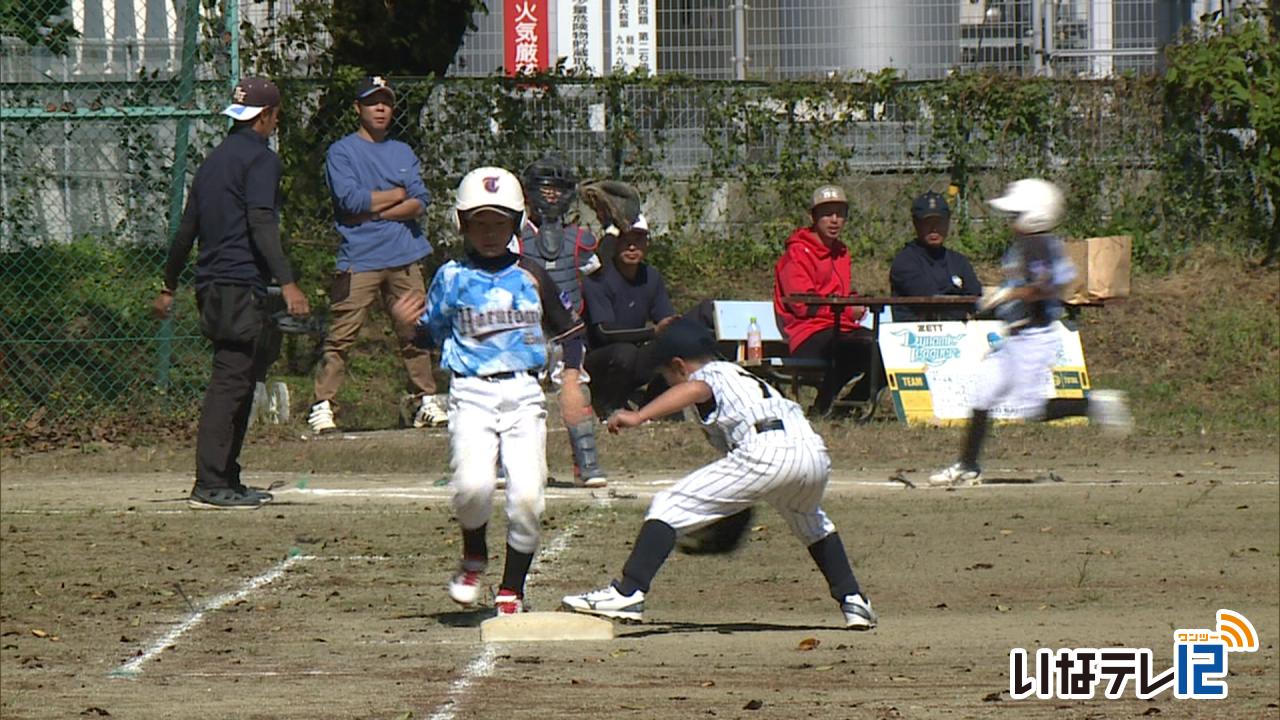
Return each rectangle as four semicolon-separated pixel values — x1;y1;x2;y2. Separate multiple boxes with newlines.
772;226;863;352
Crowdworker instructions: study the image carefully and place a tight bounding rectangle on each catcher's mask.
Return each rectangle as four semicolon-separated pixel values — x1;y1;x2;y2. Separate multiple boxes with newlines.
522;155;577;221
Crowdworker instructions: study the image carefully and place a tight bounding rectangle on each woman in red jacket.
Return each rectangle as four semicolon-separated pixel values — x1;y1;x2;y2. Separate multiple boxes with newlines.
773;185;880;417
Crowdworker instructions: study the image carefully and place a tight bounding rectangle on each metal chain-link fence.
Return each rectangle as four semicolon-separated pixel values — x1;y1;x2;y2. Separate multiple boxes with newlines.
2;0;236;444
0;1;1253;446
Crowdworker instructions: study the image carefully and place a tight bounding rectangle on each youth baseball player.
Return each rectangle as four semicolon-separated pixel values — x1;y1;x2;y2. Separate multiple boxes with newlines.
390;167;591;616
561;318;877;629
511;155;607;487
929;178;1132;487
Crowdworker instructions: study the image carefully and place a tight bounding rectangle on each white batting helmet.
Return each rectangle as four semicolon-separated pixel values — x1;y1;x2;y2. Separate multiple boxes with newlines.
452;167;525;231
989;178;1064;234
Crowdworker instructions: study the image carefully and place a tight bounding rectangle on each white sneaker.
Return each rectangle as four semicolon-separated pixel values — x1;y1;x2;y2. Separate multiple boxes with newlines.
308;400;337;434
413;394;449;428
448;561;486;606
576;468;608;488
1089;390;1133;437
929;462;982;487
561;584;645;622
840;593;878;630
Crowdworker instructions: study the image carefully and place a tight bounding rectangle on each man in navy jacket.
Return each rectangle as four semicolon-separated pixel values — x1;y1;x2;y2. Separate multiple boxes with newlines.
889;191;981;322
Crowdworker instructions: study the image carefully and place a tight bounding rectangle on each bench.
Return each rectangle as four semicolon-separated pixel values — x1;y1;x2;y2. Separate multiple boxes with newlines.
711;301;828;400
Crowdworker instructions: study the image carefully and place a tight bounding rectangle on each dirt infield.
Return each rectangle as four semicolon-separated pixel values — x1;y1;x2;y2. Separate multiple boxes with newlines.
2;456;1277;719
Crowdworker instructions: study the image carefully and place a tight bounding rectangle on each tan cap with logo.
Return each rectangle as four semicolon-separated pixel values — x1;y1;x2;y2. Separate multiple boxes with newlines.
810;184;848;209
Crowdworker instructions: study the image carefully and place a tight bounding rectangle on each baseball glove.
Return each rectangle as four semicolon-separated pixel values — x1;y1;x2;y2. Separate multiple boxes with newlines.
580;180;642;231
676;508;755;555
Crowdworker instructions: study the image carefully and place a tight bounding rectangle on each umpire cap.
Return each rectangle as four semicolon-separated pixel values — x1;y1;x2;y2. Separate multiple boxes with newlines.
222;76;280;121
649;318;720;370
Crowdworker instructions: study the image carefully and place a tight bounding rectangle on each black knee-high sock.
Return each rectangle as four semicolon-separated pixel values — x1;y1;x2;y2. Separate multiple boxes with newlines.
807;532;862;600
960;409;991;469
616;520;677;596
1041;398;1088;421
461;524;487;563
500;544;535;596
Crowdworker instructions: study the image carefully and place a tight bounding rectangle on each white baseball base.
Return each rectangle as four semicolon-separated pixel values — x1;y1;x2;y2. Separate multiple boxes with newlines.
480;612;615;642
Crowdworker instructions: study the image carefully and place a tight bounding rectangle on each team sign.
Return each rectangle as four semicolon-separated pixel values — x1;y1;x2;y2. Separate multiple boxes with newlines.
880;320;1089;424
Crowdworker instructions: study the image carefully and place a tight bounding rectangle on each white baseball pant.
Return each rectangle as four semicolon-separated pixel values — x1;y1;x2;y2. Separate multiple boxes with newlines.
447;374;547;554
646;436;837;546
971;325;1062;417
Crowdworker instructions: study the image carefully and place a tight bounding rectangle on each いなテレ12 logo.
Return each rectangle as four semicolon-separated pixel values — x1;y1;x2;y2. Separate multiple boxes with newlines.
1009;609;1260;700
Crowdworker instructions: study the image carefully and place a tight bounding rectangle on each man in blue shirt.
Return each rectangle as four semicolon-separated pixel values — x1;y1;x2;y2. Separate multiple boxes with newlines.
152;76;310;509
889;190;982;321
308;75;444;434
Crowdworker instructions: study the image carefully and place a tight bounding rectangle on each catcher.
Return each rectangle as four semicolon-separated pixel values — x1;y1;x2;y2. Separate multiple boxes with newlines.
929;178;1132;487
561;318;877;630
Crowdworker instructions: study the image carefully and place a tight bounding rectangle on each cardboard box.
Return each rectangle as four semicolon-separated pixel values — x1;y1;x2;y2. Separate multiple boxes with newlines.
1064;235;1131;304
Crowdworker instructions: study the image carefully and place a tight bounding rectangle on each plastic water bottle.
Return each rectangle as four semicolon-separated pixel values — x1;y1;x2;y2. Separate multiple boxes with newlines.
746;317;763;362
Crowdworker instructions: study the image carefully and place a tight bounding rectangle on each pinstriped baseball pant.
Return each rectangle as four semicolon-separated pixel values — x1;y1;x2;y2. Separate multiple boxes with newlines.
646;437;838;546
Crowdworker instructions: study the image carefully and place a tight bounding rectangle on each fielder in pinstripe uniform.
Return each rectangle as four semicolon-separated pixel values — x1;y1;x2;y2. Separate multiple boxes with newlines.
392;167;590;617
561;318;877;629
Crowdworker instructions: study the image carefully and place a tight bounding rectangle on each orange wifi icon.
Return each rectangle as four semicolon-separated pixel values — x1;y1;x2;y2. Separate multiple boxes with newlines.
1216;609;1259;652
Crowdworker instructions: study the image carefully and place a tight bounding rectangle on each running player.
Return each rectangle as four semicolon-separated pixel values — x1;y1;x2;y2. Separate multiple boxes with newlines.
391;167;591;616
929;178;1132;487
560;318;876;629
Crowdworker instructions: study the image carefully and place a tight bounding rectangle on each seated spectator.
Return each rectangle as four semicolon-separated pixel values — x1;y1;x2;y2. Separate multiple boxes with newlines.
773;184;882;417
889;190;981;321
582;218;678;419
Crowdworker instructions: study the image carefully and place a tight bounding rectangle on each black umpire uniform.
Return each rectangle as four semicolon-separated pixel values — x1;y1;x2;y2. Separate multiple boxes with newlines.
156;77;305;509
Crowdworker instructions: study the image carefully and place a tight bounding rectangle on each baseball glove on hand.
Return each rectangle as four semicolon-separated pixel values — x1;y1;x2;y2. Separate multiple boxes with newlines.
580;180;642;231
676;508;755;555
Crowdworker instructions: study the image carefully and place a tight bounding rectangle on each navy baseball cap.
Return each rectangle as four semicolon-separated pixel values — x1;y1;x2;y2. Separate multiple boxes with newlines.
356;75;395;102
911;190;950;220
649;318;720;370
222;76;280;121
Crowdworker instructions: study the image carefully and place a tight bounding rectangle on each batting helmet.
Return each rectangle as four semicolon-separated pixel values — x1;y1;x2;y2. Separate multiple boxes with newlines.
452;167;525;232
989;178;1064;234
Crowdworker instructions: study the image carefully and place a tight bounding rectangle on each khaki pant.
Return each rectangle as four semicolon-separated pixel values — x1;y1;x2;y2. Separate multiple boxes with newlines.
313;263;437;402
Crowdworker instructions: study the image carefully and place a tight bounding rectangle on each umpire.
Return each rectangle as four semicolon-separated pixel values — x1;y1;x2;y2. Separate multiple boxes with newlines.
152;76;309;510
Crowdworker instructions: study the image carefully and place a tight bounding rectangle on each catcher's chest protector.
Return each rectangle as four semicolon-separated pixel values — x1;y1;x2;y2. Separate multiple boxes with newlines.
520;221;588;312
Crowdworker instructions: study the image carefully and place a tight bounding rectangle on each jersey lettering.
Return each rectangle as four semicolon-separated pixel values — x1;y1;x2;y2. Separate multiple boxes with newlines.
457;306;542;338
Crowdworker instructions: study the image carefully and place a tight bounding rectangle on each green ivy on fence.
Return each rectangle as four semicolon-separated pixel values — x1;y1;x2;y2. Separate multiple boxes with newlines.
1;6;1275;446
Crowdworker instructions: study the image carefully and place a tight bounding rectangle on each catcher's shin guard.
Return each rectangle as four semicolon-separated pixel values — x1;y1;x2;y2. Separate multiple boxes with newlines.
567;419;604;484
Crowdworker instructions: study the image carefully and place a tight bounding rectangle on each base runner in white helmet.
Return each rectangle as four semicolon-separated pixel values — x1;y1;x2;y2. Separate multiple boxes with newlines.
560;317;877;630
929;178;1132;488
391;167;591;616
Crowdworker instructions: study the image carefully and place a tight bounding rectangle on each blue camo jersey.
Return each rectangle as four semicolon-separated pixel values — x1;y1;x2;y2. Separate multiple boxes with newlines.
421;253;584;377
1000;232;1077;327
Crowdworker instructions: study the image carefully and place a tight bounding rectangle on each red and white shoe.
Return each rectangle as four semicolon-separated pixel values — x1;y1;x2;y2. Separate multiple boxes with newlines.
494;589;524;615
447;560;486;606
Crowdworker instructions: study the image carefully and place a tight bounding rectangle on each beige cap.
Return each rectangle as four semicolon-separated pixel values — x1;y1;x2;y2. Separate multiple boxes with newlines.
810;184;848;209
